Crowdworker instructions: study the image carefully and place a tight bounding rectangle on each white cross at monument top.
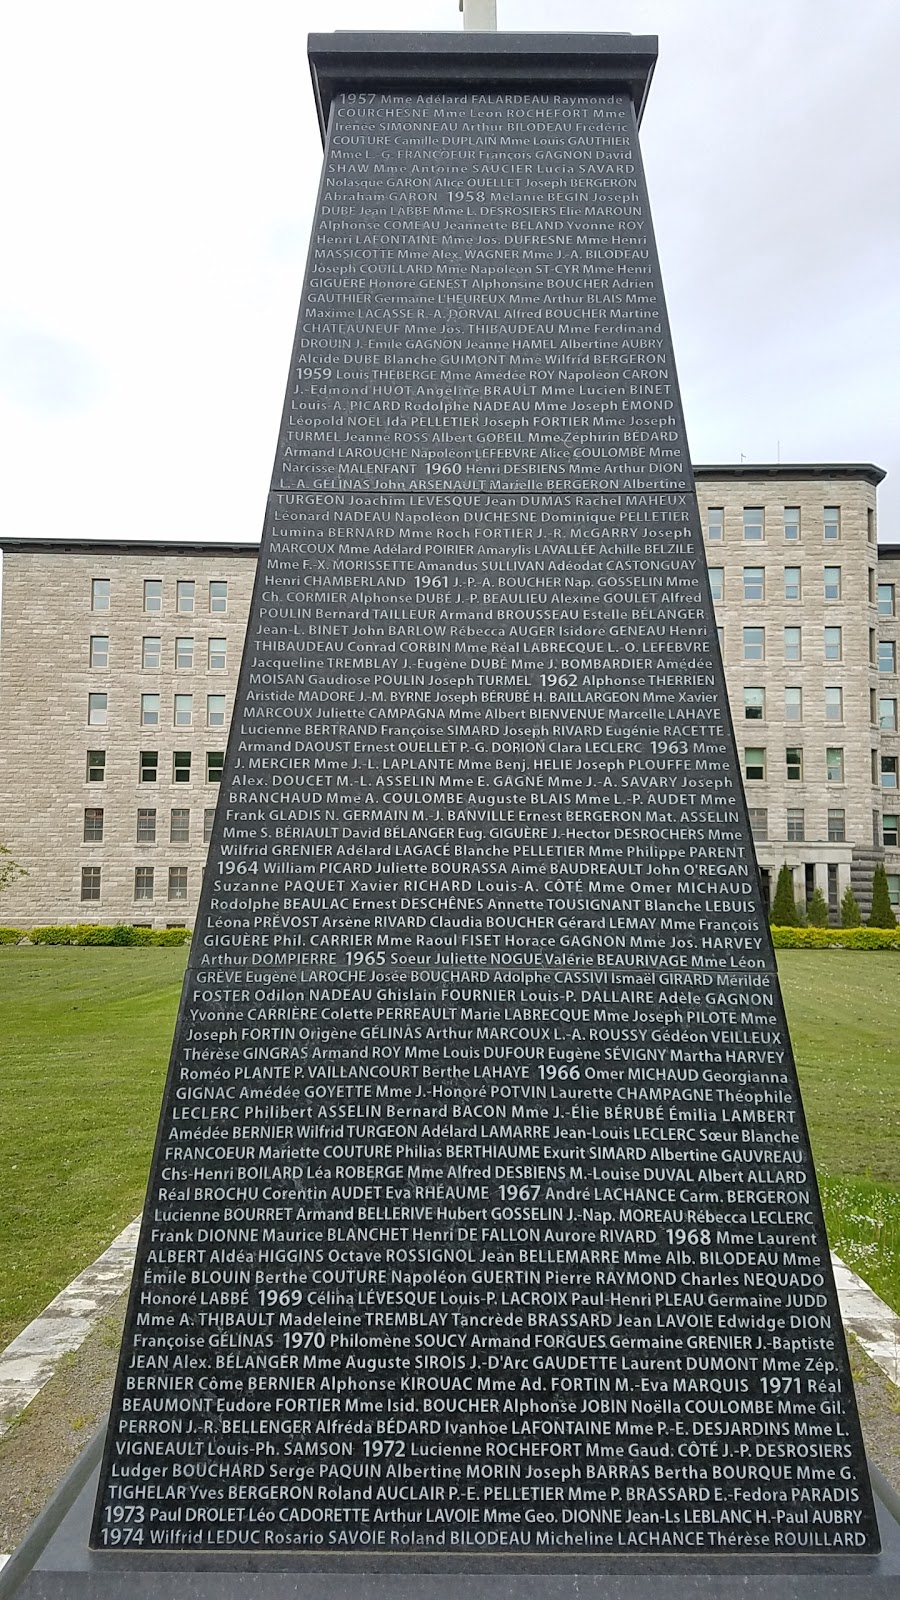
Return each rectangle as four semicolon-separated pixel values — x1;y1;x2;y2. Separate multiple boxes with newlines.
460;0;498;31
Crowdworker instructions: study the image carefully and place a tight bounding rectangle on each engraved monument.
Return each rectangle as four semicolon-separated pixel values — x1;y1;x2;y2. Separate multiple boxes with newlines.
71;28;898;1592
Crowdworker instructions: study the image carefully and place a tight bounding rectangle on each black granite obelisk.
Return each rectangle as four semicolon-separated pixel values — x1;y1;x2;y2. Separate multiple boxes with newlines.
87;31;885;1575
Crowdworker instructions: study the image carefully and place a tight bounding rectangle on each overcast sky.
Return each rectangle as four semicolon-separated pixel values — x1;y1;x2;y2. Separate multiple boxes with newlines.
2;0;899;544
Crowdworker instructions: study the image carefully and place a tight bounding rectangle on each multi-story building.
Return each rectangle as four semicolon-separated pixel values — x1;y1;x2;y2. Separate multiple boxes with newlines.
0;542;256;927
1;465;897;927
693;464;897;919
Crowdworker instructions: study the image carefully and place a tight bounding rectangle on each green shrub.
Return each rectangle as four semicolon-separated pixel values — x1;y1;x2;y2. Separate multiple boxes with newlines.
26;924;190;947
868;864;898;929
770;865;802;927
770;926;900;950
840;887;862;928
0;927;23;944
806;888;829;928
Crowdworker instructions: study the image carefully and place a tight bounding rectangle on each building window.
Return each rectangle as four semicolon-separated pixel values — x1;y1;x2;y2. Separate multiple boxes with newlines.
888;875;900;910
784;567;801;601
203;807;216;843
143;579;162;612
786;807;805;842
207;694;226;728
141;693;160;726
83;807;104;843
168;866;189;900
88;692;108;726
881;756;898;789
134;867;154;900
878;583;895;617
176;637;194;670
783;506;801;542
744;747;765;781
744;687;765;720
142;636;161;670
872;751;880;786
208;637;227;671
708;567;724;602
828;808;846;843
748;806;768;840
209;580;228;612
824;627;842;663
89;635;109;668
785;747;803;782
137;807;157;843
81;866;101;901
824;687;843;724
743;566;765;601
174;751;192;783
784;687;802;723
140;750;159;784
743;507;764;542
828;864;839;914
880;697;898;732
207;752;224;784
784;627;802;663
824;506;841;541
706;508;724;542
824;565;841;601
827;747;845;784
871;687;878;726
177;580;195;614
170;807;190;844
868;508;877;543
91;578;110;611
743;627;765;662
86;749;106;783
174;693;193;727
878;640;896;674
869;569;877;605
883;815;899;848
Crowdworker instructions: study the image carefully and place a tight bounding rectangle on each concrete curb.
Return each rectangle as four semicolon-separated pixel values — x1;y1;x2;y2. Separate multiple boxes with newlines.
0;1220;140;1437
832;1251;900;1387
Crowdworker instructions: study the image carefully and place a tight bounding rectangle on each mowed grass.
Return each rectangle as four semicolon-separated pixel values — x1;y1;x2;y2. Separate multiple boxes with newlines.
0;947;897;1348
0;947;187;1348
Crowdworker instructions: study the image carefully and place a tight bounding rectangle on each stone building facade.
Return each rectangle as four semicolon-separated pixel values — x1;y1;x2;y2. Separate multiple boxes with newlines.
693;464;896;918
0;542;257;928
1;464;897;926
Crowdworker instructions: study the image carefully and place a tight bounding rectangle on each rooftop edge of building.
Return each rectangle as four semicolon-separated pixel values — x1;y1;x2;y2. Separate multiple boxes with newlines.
692;463;886;486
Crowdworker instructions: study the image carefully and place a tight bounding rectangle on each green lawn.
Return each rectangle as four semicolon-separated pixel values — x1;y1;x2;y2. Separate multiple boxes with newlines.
0;947;898;1348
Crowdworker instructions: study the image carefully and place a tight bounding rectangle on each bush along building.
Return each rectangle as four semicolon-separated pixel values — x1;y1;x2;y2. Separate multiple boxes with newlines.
0;464;897;927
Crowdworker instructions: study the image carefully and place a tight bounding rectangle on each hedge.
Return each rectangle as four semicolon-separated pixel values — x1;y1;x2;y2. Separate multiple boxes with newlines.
25;924;191;947
0;927;23;944
770;926;900;950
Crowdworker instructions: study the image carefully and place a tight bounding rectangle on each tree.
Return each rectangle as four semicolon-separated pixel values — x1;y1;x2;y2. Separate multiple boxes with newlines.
0;844;26;897
770;864;802;927
806;887;829;928
868;863;897;929
840;886;862;928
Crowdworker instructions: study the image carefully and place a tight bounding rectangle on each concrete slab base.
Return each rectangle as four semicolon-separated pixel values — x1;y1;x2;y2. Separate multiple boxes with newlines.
3;1448;900;1600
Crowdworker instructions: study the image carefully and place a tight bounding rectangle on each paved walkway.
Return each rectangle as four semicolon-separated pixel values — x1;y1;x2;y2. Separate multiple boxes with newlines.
1;1221;897;1437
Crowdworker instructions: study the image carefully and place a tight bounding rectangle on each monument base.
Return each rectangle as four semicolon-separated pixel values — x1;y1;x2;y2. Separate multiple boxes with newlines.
4;1435;900;1600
